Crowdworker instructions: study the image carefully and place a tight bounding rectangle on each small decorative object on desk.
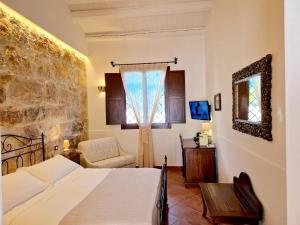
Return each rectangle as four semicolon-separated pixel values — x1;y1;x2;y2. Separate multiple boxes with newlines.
214;93;221;111
193;132;201;147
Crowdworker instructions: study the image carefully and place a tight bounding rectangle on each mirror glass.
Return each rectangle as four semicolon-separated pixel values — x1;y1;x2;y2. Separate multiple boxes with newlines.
234;73;261;123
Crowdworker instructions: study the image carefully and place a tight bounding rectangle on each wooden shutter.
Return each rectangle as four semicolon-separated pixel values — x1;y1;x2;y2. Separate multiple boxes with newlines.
165;70;186;123
237;81;249;120
105;73;125;125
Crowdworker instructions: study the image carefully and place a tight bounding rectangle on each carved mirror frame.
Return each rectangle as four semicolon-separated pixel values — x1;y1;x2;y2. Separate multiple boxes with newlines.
232;54;272;141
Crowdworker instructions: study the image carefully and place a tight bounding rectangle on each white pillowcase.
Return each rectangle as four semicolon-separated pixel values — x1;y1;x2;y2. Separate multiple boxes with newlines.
3;170;47;213
20;154;81;185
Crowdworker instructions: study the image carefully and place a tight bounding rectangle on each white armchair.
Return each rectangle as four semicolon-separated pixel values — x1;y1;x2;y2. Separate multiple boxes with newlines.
78;137;136;168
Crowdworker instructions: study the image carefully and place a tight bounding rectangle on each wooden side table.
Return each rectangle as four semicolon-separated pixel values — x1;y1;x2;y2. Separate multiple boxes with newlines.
62;151;81;165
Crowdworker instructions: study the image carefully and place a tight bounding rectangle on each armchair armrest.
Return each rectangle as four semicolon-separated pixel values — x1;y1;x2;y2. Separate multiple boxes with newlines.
80;154;99;168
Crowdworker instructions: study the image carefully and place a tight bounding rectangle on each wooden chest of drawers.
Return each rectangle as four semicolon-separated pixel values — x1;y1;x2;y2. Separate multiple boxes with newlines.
181;138;216;187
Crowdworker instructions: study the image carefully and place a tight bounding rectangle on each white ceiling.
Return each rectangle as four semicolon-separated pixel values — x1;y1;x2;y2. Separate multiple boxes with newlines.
66;0;213;41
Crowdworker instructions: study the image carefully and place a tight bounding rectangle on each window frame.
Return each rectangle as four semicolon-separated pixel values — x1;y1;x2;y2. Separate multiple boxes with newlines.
105;68;185;129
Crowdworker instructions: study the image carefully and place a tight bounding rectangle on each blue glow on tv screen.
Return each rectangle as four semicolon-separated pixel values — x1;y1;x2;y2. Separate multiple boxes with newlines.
189;101;211;120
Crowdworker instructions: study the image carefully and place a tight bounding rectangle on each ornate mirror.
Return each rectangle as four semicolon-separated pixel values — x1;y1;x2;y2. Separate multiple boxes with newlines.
232;54;272;141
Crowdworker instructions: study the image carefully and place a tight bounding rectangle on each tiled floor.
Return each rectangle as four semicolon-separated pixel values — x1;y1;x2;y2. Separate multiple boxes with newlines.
165;168;211;225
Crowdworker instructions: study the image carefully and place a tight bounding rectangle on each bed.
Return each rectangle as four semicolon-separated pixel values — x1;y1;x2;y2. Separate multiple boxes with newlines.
1;134;168;225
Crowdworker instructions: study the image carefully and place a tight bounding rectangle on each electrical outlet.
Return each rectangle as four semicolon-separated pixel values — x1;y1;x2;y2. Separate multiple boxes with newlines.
54;145;59;151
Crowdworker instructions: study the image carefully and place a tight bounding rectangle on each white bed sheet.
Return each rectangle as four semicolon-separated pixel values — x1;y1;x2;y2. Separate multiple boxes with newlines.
4;168;111;225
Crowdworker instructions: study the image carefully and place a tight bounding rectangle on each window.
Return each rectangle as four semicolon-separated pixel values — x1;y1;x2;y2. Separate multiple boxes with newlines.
105;70;185;128
125;71;166;124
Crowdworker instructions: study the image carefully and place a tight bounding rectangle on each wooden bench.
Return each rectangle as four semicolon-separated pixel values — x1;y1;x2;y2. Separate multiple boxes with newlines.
200;172;263;225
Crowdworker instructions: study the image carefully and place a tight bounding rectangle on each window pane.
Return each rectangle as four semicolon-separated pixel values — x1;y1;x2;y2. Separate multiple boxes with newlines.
146;70;166;123
126;96;137;124
248;76;261;122
124;70;166;125
153;85;166;123
124;72;143;124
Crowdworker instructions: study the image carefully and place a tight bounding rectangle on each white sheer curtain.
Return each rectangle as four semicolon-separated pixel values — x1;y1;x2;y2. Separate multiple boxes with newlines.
120;63;167;168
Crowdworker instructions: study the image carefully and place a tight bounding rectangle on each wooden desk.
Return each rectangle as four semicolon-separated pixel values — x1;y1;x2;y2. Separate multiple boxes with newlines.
200;172;263;225
181;138;216;187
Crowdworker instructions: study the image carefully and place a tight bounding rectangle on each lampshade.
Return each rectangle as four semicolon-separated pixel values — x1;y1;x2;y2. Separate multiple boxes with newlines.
63;139;70;151
202;123;212;131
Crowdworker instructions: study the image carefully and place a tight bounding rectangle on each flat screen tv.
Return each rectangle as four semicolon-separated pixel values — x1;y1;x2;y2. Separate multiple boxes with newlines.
189;101;211;120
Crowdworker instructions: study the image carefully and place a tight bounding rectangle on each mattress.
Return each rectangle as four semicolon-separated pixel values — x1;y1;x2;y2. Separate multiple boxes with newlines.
4;167;161;225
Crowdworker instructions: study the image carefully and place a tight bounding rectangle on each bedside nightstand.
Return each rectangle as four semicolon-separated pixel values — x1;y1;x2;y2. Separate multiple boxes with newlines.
62;151;81;165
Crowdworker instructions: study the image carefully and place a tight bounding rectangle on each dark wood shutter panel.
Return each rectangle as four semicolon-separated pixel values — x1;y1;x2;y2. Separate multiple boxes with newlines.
166;70;186;123
105;73;125;125
237;82;249;120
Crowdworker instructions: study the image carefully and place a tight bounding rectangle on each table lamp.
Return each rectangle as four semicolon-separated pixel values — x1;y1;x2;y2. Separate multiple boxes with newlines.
200;123;212;146
63;139;70;152
202;123;212;135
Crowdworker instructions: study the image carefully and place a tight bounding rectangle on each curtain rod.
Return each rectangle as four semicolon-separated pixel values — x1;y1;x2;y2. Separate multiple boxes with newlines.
110;57;178;67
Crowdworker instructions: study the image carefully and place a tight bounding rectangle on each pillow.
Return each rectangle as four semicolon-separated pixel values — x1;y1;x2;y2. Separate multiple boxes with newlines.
20;155;81;185
3;170;47;213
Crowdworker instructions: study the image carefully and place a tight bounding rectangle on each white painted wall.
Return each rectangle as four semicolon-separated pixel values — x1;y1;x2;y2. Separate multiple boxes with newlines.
285;0;300;224
1;0;87;54
87;35;206;166
205;1;286;225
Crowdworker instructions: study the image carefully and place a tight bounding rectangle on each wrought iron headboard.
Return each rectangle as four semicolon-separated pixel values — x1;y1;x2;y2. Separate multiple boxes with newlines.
1;133;45;175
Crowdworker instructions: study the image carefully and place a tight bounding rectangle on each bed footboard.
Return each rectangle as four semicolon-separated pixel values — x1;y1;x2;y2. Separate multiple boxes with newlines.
157;155;168;225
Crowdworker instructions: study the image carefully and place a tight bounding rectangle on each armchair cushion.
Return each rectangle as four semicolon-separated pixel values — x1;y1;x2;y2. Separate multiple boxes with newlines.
92;155;136;168
78;137;120;163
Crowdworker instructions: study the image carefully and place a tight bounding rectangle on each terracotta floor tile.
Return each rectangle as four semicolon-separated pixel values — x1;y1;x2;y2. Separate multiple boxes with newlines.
164;168;209;225
181;196;203;212
166;213;177;224
169;204;199;218
171;218;192;225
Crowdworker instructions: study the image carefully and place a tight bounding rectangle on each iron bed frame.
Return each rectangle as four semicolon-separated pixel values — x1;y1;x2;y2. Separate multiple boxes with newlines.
1;133;168;224
158;155;168;225
1;133;46;175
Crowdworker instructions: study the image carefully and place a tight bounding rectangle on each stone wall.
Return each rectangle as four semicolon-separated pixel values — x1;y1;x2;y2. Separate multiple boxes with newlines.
0;6;88;161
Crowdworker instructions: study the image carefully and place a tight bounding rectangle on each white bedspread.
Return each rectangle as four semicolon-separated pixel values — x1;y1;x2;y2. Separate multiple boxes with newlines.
4;168;161;225
4;168;110;225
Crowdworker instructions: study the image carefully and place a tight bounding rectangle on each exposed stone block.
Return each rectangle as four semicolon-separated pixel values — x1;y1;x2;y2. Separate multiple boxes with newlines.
22;123;41;137
0;106;23;126
72;120;84;133
0;74;14;86
45;82;58;103
0;87;5;103
23;106;45;122
9;79;43;103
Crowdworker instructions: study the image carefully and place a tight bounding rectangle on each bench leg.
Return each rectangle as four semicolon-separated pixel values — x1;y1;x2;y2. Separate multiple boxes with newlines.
201;194;207;218
202;202;207;218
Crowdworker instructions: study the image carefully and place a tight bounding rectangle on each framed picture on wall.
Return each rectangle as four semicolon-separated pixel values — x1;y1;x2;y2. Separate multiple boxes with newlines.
214;93;222;111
